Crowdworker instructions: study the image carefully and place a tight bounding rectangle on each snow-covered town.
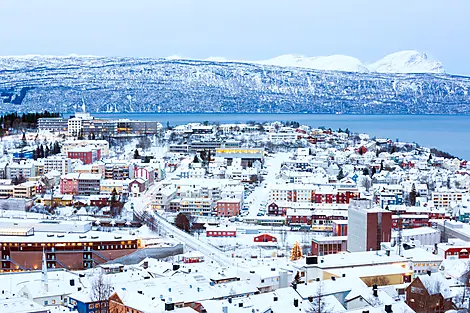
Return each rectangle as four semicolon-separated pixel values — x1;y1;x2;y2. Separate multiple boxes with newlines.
1;112;470;313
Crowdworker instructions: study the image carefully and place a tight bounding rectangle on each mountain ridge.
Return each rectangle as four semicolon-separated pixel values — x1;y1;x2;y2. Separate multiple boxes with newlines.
0;54;468;115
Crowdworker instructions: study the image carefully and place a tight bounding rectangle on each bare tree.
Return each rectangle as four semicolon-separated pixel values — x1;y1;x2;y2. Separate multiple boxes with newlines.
306;282;332;313
91;271;112;313
360;176;372;192
456;262;470;311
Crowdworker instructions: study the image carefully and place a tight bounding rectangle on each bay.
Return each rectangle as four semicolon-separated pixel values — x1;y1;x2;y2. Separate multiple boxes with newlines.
92;113;470;160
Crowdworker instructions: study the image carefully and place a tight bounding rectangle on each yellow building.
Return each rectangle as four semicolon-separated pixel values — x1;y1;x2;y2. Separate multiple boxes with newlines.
324;264;412;286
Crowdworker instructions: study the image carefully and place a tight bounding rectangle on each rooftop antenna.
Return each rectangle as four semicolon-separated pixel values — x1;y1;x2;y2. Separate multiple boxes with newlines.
396;212;403;257
41;248;49;292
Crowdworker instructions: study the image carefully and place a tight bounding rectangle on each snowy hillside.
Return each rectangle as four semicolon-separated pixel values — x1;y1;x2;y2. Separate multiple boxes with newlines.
255;54;369;73
0;54;468;114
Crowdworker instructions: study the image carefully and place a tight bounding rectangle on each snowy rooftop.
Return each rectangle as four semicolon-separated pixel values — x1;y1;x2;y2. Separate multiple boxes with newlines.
303;251;408;269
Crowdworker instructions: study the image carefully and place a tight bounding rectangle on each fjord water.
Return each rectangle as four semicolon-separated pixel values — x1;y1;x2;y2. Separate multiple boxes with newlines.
94;113;470;160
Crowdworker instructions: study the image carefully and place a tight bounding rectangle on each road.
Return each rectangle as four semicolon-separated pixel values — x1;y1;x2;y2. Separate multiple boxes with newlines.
245;152;289;217
129;156;235;267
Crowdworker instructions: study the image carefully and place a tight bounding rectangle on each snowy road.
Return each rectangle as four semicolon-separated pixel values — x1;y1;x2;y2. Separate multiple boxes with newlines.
129;156;236;267
245;152;290;217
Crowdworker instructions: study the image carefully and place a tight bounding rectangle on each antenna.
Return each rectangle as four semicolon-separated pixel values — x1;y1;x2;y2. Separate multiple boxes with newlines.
396;212;403;256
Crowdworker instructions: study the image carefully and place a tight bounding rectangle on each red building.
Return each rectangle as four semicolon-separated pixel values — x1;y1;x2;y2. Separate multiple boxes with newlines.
206;227;236;237
347;200;393;252
392;214;431;229
406;273;454;313
311;236;347;256
216;199;241;217
90;195;110;207
332;220;348;236
68;147;101;165
254;233;277;243
286;209;312;225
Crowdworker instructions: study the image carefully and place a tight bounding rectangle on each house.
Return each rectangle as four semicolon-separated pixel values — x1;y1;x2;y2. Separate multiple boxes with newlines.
69;290;107;313
206;226;236;237
254;233;277;243
405;272;455;313
215;199;241;217
0;296;49;313
128;178;148;197
182;251;204;263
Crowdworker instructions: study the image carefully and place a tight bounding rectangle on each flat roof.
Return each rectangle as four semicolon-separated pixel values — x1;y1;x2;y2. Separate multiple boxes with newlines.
304;250;408;269
0;230;137;243
326;264;412;278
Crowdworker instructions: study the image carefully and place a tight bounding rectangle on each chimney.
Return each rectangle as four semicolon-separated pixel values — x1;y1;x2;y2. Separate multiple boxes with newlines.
273;296;278;302
427;270;432;276
331;276;336;281
384;304;393;313
143;261;149;269
293;299;299;307
372;284;378;297
385;250;390;256
308;296;313;302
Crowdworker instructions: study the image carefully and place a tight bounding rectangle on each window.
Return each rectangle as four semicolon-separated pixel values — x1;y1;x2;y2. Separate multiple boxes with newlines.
89;304;94;309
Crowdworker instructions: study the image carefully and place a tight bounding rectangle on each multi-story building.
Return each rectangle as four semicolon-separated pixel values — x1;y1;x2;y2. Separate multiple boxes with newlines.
347;199;392;252
100;179;129;195
13;181;38;199
6;161;36;180
0;219;142;271
68;147;101;165
116;119;162;135
61;140;110;156
77;173;102;196
37;117;68;132
179;198;213;216
67;113;93;137
104;162;130;180
60;173;101;196
432;189;464;208
44;156;72;175
215;199;241;217
0;182;14;198
82;119;117;138
155;186;177;211
132;164;156;185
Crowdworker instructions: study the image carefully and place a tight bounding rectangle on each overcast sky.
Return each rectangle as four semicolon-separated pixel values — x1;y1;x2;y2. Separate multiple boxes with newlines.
1;0;468;74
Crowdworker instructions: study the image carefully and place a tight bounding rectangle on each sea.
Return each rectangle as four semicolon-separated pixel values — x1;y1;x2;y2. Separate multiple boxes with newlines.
92;113;470;160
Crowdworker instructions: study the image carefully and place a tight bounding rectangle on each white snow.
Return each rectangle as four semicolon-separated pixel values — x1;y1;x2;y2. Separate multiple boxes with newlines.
368;50;444;74
202;50;445;74
256;54;369;73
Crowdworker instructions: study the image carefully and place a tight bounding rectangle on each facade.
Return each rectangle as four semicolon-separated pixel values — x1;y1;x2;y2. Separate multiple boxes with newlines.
215;199;241;217
6;161;36;180
104;162;130;180
68;147;101;165
254;233;277;243
61;140;110;156
406;273;454;313
13;181;38;199
116;119;162;135
179;198;213;216
347;199;393;252
82;119;117;138
311;236;347;256
432;190;464;208
37;117;68;133
215;148;264;168
60;173;101;196
44;156;72;175
206;227;237;237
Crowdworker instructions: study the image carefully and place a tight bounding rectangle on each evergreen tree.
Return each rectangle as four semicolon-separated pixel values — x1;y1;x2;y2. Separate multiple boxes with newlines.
363;168;369;176
44;146;50;158
380;160;384;172
409;183;417;206
193;155;199;163
336;168;345;181
371;167;377;177
21;131;27;148
133;149;140;159
290;241;303;261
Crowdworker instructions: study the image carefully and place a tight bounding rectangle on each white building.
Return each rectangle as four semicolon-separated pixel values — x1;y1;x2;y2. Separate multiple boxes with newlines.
6;161;36;180
44;156;72;175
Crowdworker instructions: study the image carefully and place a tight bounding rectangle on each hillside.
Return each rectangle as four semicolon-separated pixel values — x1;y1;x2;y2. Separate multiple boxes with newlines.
0;54;468;114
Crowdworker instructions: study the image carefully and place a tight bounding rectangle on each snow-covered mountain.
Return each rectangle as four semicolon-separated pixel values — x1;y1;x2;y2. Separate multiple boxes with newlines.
202;50;444;74
368;51;444;74
0;54;467;114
